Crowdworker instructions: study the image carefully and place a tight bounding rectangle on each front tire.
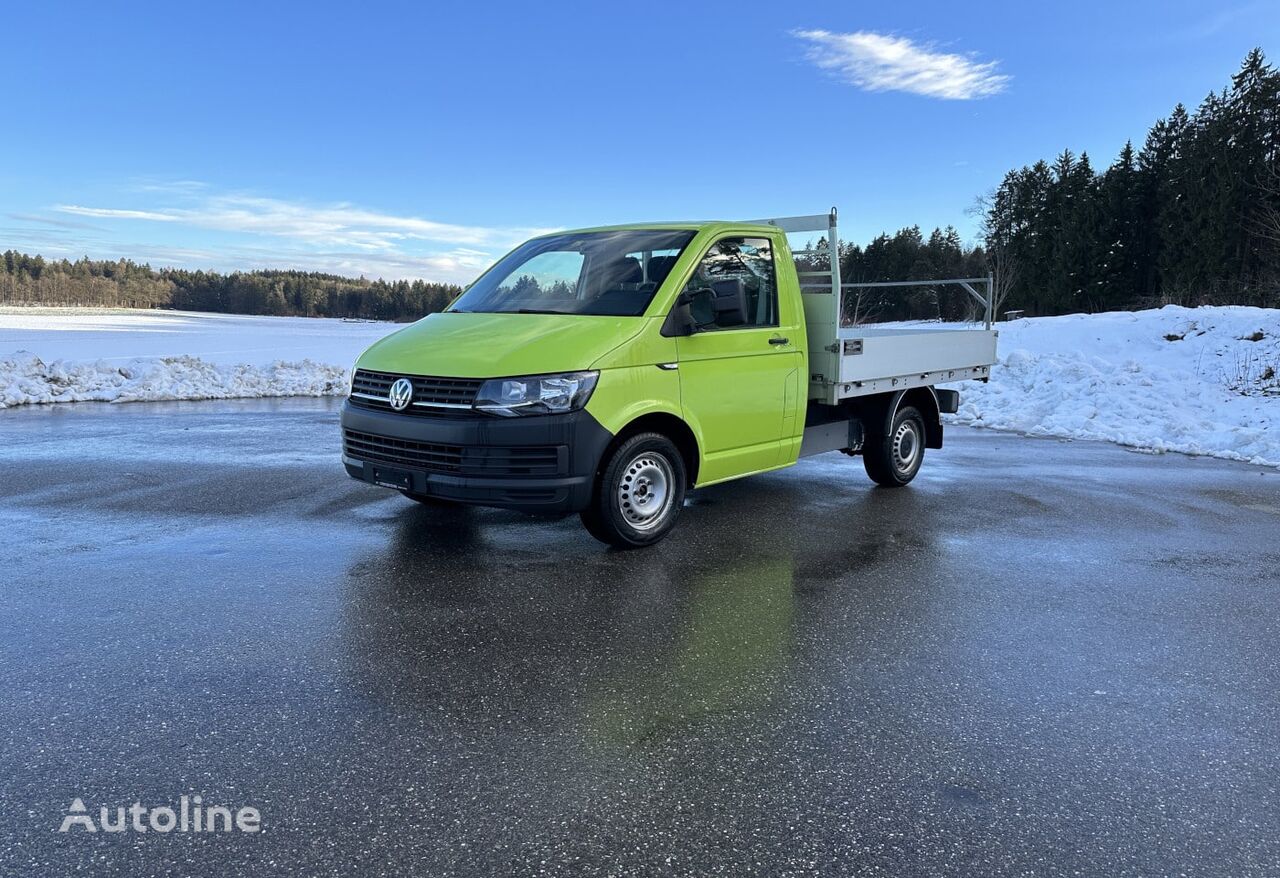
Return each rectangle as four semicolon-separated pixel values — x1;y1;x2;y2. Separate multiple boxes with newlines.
580;432;686;548
863;405;926;487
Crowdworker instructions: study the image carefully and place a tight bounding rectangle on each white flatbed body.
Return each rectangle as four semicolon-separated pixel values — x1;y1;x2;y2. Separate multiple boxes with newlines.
803;311;997;403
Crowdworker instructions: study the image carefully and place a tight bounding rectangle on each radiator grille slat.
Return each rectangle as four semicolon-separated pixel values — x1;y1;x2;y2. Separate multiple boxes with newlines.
343;430;562;476
343;430;464;472
349;369;484;415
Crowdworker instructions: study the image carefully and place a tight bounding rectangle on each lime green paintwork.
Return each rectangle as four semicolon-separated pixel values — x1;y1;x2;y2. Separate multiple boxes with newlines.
583;317;683;433
585;554;795;747
355;311;646;378
352;220;809;488
668;228;806;483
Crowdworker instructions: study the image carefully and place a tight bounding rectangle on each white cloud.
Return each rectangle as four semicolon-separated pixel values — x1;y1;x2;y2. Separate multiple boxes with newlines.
56;195;547;252
793;29;1009;100
10;225;505;284
57;206;181;222
135;244;498;284
36;190;559;283
128;178;211;194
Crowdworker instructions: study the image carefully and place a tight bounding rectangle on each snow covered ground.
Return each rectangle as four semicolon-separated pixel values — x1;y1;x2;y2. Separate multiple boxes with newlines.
0;307;394;366
0;308;397;406
944;305;1280;467
2;304;1278;468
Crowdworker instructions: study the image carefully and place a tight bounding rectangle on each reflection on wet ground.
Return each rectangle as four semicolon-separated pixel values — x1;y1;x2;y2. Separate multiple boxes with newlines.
1;399;1278;876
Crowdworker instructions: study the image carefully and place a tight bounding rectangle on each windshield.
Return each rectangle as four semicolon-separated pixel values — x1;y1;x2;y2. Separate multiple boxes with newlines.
448;229;696;317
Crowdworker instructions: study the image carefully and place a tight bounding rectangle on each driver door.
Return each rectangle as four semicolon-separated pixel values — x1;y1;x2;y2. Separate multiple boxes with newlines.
675;235;801;484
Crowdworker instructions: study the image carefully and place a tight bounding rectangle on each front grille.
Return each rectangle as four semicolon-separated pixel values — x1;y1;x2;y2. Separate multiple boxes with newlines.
343;429;563;476
344;429;464;472
349;369;484;414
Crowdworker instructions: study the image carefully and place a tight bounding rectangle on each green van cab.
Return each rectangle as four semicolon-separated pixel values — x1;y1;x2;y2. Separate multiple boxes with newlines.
341;211;998;547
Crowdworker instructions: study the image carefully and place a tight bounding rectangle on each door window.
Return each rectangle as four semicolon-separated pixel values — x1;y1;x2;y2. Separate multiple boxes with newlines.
680;237;778;330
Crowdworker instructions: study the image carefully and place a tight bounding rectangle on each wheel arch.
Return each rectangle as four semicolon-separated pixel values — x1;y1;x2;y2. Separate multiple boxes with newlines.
606;412;701;487
891;386;943;449
851;386;943;450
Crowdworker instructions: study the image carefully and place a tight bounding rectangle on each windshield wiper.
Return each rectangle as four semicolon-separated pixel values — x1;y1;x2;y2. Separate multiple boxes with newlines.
515;308;568;315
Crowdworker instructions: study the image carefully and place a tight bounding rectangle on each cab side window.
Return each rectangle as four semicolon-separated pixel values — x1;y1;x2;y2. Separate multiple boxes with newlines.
681;237;778;330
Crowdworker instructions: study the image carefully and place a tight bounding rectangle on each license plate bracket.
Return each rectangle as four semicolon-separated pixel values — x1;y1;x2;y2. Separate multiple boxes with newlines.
369;465;412;491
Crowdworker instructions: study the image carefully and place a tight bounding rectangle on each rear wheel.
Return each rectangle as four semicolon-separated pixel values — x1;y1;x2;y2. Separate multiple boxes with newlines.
581;432;686;548
863;405;925;487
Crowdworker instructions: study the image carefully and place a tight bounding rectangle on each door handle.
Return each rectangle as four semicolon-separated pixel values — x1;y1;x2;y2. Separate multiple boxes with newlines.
768;336;790;346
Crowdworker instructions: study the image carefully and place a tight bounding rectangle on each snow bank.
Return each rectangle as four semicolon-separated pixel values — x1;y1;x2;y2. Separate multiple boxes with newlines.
0;351;348;407
0;306;398;409
2;304;1278;469
946;305;1280;467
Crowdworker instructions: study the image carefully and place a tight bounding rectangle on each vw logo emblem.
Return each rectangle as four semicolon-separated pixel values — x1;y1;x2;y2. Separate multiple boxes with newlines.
387;378;414;411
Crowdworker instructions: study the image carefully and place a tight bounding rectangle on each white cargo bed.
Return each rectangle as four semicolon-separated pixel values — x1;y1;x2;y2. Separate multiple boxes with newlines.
808;325;997;402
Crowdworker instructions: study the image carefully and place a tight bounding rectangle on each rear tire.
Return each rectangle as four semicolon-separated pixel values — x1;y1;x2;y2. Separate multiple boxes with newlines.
580;432;686;548
863;405;926;487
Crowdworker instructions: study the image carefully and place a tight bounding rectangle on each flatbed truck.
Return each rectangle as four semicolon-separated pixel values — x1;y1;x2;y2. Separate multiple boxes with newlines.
341;210;998;547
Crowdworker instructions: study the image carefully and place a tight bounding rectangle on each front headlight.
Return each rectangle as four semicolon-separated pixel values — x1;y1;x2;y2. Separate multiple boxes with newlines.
474;371;599;417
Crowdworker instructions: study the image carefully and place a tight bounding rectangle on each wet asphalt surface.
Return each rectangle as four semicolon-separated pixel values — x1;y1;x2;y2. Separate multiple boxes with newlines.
0;398;1278;877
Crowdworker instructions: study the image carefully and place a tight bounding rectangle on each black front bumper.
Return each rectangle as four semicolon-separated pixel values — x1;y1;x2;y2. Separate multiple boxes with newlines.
339;400;612;513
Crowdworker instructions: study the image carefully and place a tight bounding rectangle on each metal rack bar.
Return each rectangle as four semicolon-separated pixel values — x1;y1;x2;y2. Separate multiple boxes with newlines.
749;209;994;330
842;278;992;288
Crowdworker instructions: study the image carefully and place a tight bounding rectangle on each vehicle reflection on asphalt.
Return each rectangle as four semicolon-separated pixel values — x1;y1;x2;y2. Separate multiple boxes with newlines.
583;555;796;747
333;475;944;746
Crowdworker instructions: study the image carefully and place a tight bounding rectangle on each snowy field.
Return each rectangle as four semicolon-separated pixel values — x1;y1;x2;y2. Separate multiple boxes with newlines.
2;304;1278;467
0;308;396;406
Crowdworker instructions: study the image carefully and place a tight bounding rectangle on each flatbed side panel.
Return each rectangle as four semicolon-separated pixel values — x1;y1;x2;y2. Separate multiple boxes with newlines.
805;327;998;403
839;329;997;384
829;365;991;401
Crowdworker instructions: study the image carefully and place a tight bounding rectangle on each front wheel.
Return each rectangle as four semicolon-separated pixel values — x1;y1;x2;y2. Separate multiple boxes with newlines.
863;405;926;487
580;433;686;548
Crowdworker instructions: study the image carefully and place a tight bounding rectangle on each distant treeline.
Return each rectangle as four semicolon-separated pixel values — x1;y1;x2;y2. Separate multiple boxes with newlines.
980;48;1280;316
0;252;461;321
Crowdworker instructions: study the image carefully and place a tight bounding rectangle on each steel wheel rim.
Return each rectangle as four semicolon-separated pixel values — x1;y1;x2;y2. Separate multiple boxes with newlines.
617;452;674;531
892;421;920;475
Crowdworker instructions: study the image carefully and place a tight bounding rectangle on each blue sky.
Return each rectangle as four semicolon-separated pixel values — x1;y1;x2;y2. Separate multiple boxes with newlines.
3;0;1278;283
